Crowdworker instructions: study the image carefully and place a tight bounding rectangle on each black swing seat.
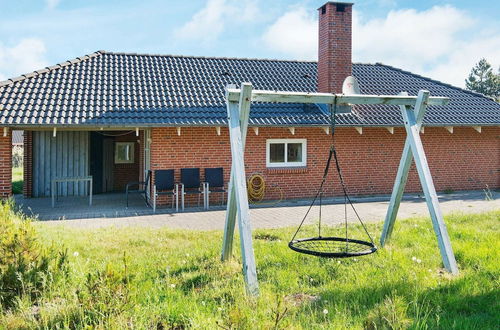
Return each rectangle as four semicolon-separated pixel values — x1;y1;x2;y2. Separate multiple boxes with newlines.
288;104;377;259
289;236;377;258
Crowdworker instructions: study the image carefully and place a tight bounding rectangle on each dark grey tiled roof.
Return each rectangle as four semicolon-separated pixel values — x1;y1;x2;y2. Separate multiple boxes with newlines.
0;51;498;127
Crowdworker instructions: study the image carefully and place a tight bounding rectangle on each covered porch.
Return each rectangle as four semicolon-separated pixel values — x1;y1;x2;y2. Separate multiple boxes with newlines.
14;192;208;221
22;128;152;202
15;126;232;215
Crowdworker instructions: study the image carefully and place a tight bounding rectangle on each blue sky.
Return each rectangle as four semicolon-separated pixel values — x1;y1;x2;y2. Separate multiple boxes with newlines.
0;0;498;87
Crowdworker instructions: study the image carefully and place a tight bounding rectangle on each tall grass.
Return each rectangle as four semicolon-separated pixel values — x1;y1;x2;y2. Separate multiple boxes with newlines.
0;201;68;312
1;207;499;329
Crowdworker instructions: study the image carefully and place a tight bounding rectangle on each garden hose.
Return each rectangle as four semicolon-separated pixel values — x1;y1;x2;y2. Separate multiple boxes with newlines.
247;173;284;205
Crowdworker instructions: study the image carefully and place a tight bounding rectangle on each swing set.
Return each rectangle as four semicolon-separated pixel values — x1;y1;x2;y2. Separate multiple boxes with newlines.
220;80;458;296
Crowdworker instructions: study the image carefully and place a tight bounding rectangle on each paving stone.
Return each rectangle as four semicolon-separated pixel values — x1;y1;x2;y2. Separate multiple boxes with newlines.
14;191;499;231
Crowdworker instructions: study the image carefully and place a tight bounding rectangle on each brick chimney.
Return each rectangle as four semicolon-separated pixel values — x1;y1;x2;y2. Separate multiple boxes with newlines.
317;2;353;94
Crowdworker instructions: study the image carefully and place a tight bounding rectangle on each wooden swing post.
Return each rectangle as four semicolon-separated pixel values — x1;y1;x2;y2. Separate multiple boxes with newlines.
222;83;458;295
380;90;458;274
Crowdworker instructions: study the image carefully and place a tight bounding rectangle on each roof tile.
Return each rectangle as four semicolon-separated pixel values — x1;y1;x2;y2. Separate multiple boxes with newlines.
0;51;499;127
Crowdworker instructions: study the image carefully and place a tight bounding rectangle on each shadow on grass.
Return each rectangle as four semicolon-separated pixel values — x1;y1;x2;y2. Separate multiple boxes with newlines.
301;273;499;328
422;275;500;328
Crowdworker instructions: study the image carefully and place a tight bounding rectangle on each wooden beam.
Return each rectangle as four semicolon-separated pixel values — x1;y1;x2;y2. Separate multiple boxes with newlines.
288;127;295;135
223;83;259;296
215;126;221;136
401;101;458;274
176;127;181;136
472;126;481;133
381;91;425;247
381;90;458;275
222;83;253;262
322;126;329;135
445;126;454;134
252;127;259;135
226;88;449;106
355;127;363;135
386;127;394;134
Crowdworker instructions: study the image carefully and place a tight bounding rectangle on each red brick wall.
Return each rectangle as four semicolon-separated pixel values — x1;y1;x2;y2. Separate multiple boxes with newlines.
318;2;352;93
23;131;32;197
113;132;140;191
150;126;500;205
0;129;12;198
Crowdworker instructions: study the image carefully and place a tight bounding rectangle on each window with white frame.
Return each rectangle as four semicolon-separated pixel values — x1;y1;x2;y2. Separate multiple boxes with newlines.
115;142;135;164
266;139;307;167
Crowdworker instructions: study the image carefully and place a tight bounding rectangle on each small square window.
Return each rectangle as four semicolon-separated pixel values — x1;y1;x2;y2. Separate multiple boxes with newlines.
266;139;306;167
269;143;285;163
287;143;302;163
115;142;135;164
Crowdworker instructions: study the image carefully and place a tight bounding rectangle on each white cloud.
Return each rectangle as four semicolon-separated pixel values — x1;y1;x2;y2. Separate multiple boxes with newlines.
354;6;473;64
352;5;500;87
262;7;317;60
174;0;259;44
46;0;61;10
260;5;499;87
423;35;500;88
0;39;48;81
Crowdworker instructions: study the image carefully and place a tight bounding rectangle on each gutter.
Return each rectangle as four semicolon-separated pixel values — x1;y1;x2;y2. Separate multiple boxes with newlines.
1;123;499;130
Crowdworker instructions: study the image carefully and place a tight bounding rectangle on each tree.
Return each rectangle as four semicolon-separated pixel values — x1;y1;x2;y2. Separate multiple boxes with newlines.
465;58;500;101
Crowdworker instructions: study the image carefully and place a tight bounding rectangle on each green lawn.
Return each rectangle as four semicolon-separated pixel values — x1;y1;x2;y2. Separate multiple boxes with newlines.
11;167;23;194
1;207;499;329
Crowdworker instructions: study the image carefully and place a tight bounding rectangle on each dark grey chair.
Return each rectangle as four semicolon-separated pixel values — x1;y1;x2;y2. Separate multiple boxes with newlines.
204;167;225;209
125;170;151;207
153;169;178;212
180;168;205;210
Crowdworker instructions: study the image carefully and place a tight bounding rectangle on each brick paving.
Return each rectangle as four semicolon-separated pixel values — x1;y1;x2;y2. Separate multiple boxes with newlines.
15;190;499;231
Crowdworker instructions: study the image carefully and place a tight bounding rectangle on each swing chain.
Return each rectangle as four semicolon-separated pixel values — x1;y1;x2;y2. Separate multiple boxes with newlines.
289;97;375;247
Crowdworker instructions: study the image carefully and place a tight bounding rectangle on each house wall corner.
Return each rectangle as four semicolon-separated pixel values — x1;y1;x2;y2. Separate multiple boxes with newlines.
0;129;12;198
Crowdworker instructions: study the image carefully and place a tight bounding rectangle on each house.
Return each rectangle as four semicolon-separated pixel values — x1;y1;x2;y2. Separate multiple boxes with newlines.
12;130;23;147
0;2;498;205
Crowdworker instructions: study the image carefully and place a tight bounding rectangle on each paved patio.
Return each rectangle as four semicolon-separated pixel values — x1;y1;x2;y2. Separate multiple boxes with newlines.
16;192;162;220
15;190;499;230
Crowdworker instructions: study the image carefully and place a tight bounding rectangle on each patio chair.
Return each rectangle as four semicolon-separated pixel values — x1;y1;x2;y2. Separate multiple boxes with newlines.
180;168;206;211
204;167;226;209
125;170;151;207
152;169;179;213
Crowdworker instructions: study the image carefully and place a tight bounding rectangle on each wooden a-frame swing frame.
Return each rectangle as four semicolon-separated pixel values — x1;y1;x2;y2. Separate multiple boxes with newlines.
221;82;459;296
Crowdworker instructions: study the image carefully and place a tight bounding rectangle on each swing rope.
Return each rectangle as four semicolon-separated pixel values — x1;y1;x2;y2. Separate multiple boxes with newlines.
289;97;376;258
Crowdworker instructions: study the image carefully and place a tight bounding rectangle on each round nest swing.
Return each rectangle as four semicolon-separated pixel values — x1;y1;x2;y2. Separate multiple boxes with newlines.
289;237;377;258
288;103;377;259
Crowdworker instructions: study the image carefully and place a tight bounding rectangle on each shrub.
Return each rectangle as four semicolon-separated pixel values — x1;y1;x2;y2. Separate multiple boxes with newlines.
12;146;23;169
0;201;68;311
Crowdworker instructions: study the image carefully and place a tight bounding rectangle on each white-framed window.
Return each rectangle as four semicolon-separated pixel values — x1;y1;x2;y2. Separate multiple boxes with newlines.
115;142;135;164
266;139;307;167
